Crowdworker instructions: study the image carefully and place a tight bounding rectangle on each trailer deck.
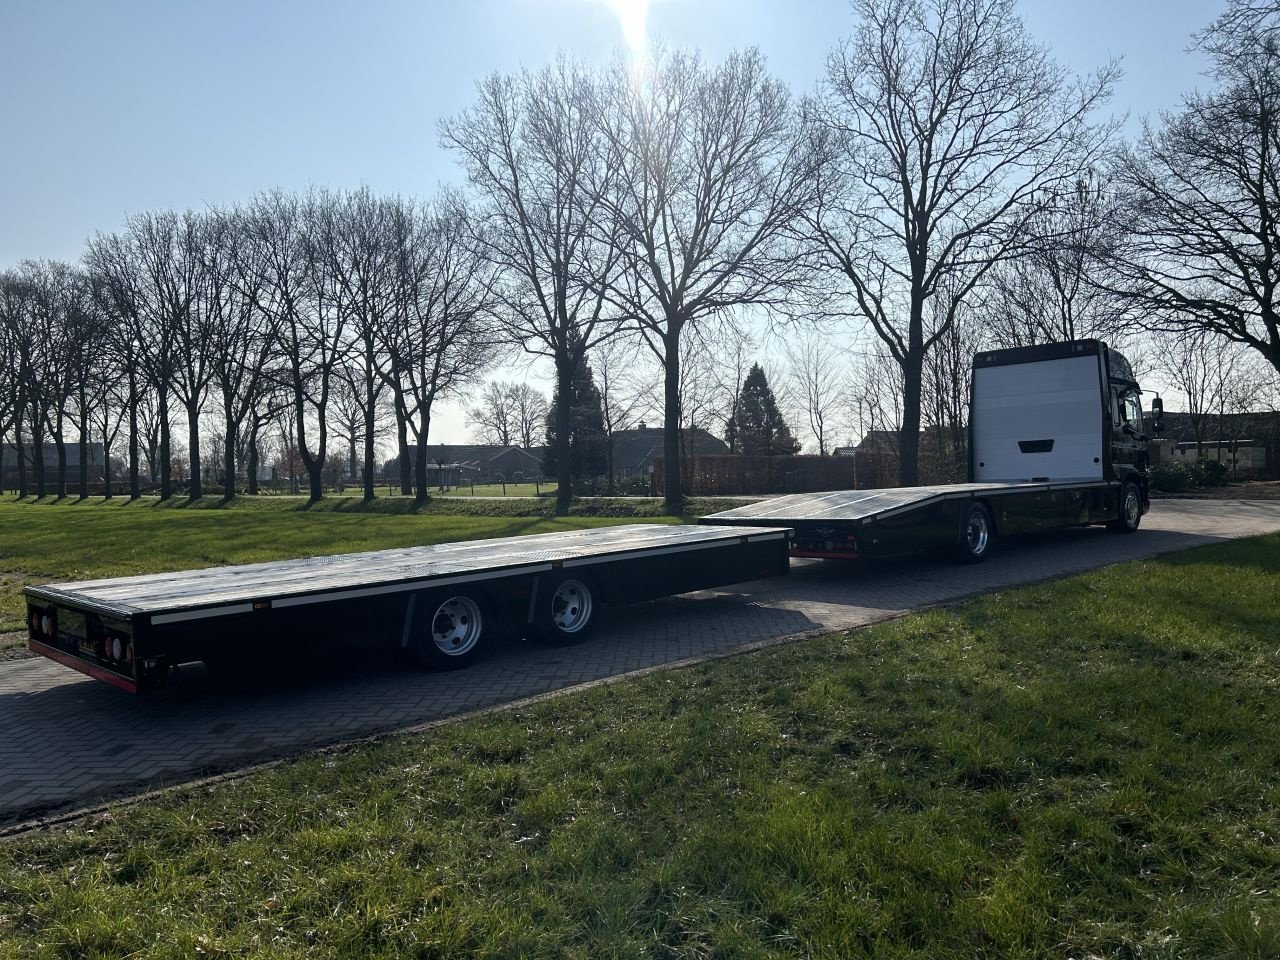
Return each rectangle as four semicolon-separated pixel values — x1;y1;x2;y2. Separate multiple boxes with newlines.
24;523;791;693
703;480;1128;561
27;523;786;623
702;481;1114;526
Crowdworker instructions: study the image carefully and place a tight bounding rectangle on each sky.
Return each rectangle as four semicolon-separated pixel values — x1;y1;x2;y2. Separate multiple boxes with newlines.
0;0;1222;445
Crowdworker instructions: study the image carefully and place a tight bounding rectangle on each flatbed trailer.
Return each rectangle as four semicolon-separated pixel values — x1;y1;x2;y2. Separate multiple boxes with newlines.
704;339;1161;562
23;523;790;694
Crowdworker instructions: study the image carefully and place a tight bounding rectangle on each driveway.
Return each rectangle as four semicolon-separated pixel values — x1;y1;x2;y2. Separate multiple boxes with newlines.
2;499;1278;828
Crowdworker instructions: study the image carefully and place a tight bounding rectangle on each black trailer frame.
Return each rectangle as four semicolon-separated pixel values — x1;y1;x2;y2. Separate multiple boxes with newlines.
24;523;790;694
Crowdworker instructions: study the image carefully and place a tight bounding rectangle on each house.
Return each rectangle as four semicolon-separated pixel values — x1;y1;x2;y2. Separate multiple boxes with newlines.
394;445;544;485
608;423;729;477
1151;411;1279;479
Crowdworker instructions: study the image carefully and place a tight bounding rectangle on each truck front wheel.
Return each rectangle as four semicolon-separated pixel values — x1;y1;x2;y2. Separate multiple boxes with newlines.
950;502;993;564
1107;481;1143;534
414;593;485;669
530;575;596;645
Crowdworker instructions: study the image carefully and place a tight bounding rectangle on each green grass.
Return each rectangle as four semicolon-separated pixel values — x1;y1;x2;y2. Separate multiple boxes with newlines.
2;534;1277;958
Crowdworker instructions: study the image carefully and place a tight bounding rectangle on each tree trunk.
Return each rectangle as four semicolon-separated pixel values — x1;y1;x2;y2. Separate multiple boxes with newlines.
606;432;616;496
128;369;140;499
53;421;67;499
186;402;202;501
898;348;924;487
16;412;29;499
158;386;172;500
102;430;113;500
247;421;261;496
32;415;46;498
223;405;237;500
78;388;89;499
363;363;377;502
554;358;574;515
393;390;412;496
661;342;683;515
412;406;435;503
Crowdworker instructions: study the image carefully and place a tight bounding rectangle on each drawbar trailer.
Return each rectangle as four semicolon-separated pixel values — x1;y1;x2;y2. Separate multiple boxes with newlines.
24;523;790;694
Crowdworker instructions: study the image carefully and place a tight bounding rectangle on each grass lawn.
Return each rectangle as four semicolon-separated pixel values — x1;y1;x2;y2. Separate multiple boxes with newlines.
0;494;734;647
1;534;1277;958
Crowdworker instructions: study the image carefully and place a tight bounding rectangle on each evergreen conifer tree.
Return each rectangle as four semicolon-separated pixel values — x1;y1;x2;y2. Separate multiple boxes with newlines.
543;352;608;482
725;364;800;456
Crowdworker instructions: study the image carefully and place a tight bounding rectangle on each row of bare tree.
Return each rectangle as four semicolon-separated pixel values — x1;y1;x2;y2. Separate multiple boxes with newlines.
4;0;1280;510
0;190;498;502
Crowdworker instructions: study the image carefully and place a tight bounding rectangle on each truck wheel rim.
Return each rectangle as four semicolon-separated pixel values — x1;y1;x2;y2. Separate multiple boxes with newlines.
1124;489;1140;526
551;580;592;634
966;511;989;555
431;597;482;655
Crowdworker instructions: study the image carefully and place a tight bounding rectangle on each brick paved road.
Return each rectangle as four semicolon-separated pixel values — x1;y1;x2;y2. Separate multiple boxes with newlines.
2;499;1278;827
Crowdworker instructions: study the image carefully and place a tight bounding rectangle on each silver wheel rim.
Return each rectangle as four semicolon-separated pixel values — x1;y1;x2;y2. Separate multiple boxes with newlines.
551;580;592;634
430;596;482;656
1124;489;1140;526
966;510;989;555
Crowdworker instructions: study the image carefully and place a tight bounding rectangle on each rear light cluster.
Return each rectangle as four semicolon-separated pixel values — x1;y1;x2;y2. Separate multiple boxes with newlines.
791;535;859;557
29;605;133;666
30;606;56;641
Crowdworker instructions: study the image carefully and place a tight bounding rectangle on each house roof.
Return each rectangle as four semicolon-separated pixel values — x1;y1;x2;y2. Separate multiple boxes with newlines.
400;445;543;475
611;427;729;469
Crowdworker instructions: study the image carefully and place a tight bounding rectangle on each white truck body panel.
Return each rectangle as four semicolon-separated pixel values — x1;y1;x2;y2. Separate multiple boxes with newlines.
970;353;1106;483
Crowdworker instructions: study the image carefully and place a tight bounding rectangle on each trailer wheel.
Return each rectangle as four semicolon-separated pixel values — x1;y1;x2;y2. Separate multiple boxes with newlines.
531;575;596;645
414;593;485;669
950;502;993;564
1107;481;1143;534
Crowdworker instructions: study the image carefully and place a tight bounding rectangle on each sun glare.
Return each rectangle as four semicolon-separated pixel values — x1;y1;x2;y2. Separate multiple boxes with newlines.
604;0;649;55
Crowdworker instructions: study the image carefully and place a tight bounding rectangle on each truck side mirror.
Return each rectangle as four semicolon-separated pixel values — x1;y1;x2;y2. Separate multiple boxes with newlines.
1150;396;1164;435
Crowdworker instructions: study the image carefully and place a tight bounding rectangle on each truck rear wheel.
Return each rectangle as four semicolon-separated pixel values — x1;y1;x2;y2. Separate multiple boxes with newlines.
950;502;993;564
1107;481;1142;534
414;593;485;669
530;575;596;645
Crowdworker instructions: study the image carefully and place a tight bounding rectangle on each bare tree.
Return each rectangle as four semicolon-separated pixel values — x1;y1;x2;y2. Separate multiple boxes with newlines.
510;382;549;452
1155;330;1241;457
807;0;1117;485
598;47;819;513
786;331;844;455
1109;0;1280;378
442;56;624;513
242;190;345;503
201;208;282;499
982;173;1128;347
467;380;518;446
385;194;501;500
315;188;396;500
590;336;645;492
0;270;32;496
468;379;552;450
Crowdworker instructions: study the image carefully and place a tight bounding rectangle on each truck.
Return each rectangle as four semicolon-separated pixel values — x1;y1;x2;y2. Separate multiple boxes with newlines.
23;338;1158;694
702;339;1162;562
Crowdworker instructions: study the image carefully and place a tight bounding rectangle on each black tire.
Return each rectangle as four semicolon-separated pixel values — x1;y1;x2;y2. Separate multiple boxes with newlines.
1107;481;1143;534
530;574;596;645
412;592;485;669
949;502;994;564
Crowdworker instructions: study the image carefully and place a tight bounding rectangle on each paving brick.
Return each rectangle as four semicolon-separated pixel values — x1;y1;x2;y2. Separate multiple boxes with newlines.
2;499;1277;825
